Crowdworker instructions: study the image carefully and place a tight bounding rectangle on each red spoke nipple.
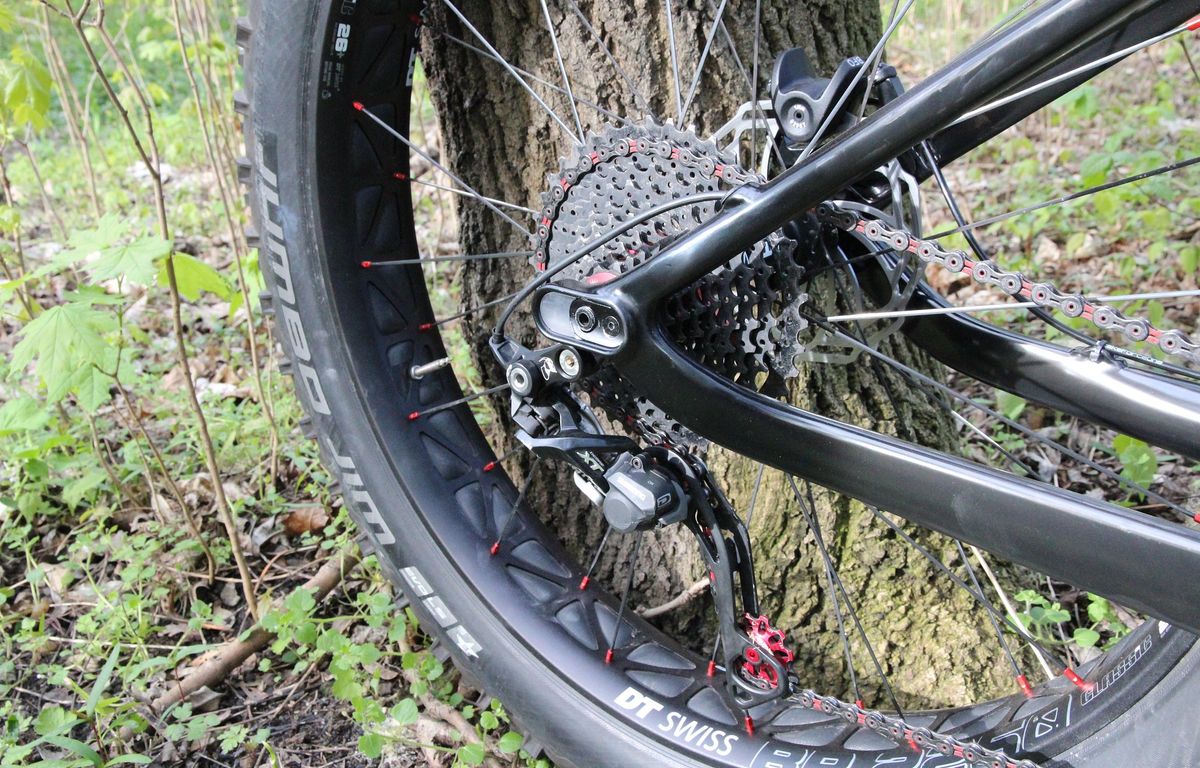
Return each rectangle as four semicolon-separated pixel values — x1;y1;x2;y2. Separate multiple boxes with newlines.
1017;674;1034;698
483;461;497;472
393;172;407;181
1064;668;1093;691
855;699;865;709
604;648;614;664
360;260;372;268
352;101;365;111
578;575;590;590
706;660;716;678
418;322;433;332
1188;14;1200;30
489;540;501;556
743;716;755;736
1192;512;1200;524
407;411;421;421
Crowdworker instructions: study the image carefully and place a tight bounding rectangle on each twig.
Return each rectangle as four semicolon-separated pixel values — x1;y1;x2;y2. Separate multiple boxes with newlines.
638;577;710;619
62;0;260;619
119;550;361;740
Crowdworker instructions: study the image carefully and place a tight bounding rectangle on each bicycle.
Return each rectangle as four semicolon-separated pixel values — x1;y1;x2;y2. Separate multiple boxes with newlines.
240;1;1200;765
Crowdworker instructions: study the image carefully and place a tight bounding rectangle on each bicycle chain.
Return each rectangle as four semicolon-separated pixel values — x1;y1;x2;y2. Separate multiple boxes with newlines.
795;690;1040;768
820;203;1200;363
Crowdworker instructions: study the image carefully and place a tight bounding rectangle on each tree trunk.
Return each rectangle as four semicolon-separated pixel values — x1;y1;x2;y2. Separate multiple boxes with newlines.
421;0;1013;707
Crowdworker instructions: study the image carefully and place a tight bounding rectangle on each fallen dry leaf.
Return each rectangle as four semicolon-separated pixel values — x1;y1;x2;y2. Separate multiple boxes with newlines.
282;505;330;537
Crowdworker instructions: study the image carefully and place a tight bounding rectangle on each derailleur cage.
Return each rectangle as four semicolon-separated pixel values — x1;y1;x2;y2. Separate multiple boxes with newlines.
493;335;793;704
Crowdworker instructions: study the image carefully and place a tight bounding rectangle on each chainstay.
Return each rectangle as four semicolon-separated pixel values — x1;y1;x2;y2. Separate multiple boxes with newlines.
820;203;1200;363
796;690;1039;768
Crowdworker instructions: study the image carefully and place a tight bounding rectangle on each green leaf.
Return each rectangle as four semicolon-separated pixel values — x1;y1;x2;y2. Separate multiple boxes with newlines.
12;303;116;403
1112;434;1158;489
0;395;52;434
64;469;108;509
34;706;75;737
1042;605;1071;624
456;743;485;767
160;253;231;301
1073;627;1101;648
497;732;524;754
357;732;385;759
70;362;115;413
58;216;127;265
104;755;154;765
89;236;171;286
1180;245;1199;274
1;48;52;130
995;391;1026;421
1078;154;1112;187
390;698;419;726
43;735;103;767
1014;590;1048;607
86;645;122;717
478;711;498;731
1086;594;1113;624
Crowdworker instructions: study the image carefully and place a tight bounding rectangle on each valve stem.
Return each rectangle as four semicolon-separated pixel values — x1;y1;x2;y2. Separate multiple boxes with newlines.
410;356;452;380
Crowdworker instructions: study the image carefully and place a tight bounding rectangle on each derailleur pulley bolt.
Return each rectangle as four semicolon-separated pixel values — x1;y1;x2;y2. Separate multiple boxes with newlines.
558;347;582;380
506;362;535;397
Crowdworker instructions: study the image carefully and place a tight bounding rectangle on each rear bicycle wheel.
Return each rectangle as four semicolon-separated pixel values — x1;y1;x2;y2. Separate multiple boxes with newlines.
241;1;1200;766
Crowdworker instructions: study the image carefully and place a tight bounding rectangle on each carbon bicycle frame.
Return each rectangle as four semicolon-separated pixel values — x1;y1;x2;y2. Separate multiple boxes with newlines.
554;0;1200;633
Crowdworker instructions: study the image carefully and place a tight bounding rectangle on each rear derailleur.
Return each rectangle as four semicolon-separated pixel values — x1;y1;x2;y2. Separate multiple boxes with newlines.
491;337;794;706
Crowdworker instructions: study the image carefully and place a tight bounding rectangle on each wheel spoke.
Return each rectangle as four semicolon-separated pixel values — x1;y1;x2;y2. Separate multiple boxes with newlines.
804;314;1196;521
408;176;540;215
439;30;633;128
440;0;583;143
424;288;524;332
408;383;511;423
955;22;1194;124
361;251;532;268
538;0;585;139
565;0;655;118
927;154;1200;242
968;545;1057;681
790;476;900;713
664;0;684;122
440;31;635;128
680;0;729;124
866;504;1067;676
354;103;535;239
955;540;1035;694
578;525;612;590
606;532;644;663
744;462;766;529
750;0;763;166
491;459;543;555
796;0;916;163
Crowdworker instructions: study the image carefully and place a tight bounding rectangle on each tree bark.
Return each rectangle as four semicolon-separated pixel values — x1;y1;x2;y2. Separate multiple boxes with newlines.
422;0;1013;707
